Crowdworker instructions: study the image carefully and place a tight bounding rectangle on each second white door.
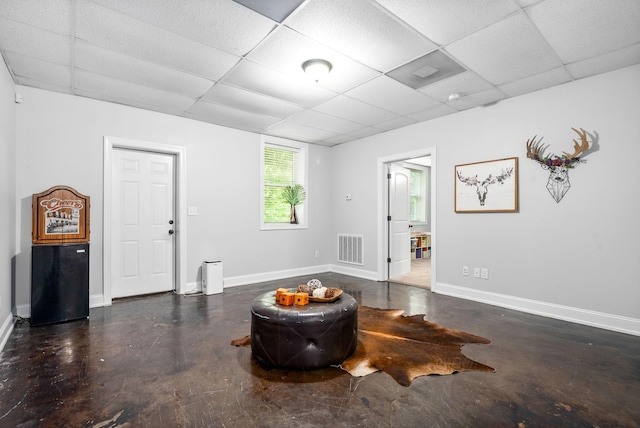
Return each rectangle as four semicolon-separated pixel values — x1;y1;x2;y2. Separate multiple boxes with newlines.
388;164;411;279
111;149;175;298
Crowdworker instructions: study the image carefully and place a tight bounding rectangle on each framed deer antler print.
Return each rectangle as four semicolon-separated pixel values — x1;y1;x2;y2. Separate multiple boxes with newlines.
455;157;519;213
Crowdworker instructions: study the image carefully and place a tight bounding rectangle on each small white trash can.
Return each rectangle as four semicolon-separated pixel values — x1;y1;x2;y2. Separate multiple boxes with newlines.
202;260;223;295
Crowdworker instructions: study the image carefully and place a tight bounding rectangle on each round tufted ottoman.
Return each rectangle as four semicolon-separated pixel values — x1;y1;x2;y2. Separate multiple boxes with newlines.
250;290;358;370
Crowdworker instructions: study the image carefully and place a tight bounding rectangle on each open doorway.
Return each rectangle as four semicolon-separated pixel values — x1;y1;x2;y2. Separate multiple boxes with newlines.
388;156;431;289
377;147;435;291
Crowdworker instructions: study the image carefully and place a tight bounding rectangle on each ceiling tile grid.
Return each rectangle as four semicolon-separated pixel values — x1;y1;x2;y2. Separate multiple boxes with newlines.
1;0;639;146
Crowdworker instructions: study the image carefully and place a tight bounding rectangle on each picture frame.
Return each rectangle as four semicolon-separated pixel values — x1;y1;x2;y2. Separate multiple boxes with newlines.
455;157;518;213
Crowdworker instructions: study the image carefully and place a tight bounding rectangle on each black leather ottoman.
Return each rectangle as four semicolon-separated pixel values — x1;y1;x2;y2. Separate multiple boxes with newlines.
250;291;358;370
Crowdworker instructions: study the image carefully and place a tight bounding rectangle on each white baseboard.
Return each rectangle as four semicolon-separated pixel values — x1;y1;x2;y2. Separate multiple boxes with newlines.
436;282;640;337
223;264;332;288
329;264;379;282
90;294;105;308
0;312;14;353
16;304;29;319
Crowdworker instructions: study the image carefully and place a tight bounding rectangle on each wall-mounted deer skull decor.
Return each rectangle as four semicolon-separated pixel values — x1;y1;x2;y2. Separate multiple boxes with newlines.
526;127;590;203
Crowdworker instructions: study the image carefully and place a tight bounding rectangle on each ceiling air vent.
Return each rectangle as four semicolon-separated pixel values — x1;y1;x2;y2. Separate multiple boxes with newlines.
387;51;466;90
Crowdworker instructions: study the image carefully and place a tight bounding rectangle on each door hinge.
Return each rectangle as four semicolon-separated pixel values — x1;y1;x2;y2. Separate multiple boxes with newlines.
387;257;392;263
387;173;391;179
387;215;391;221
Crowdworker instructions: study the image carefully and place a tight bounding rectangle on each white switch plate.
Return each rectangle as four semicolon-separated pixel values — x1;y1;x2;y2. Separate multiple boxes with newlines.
481;268;489;280
188;206;198;216
473;267;480;278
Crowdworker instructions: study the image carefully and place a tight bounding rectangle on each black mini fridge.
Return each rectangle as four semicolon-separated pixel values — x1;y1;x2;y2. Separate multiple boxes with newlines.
31;243;89;326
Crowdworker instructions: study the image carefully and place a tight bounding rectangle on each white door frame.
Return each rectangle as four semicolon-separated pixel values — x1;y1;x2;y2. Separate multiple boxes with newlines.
377;147;437;292
103;136;187;305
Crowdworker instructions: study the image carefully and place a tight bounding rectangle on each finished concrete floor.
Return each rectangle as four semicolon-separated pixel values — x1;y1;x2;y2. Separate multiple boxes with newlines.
1;272;639;427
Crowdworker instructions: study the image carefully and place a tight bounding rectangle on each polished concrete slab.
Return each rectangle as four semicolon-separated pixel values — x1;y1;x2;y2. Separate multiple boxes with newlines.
1;273;639;427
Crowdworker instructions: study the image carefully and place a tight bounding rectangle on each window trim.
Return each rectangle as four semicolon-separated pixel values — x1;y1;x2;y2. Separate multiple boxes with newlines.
260;135;309;231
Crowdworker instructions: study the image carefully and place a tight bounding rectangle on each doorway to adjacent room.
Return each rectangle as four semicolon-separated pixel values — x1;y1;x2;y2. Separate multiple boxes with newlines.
379;148;435;290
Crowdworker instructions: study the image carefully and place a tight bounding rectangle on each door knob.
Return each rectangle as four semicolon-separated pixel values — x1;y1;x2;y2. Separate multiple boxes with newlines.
168;229;175;235
169;220;174;224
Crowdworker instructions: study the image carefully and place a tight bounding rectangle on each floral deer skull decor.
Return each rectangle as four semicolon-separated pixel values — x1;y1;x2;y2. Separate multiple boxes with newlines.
526;128;590;203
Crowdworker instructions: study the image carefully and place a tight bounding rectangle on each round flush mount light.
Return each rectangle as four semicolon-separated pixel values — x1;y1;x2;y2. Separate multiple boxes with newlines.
302;59;332;82
448;93;460;102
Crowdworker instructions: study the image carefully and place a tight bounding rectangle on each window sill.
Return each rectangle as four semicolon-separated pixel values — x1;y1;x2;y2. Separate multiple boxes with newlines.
261;223;308;231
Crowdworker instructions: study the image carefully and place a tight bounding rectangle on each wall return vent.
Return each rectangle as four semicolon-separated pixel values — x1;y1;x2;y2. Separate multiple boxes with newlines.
337;234;363;265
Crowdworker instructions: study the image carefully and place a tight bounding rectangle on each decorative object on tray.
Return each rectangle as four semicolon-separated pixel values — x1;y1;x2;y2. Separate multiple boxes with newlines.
526;127;592;203
273;279;343;305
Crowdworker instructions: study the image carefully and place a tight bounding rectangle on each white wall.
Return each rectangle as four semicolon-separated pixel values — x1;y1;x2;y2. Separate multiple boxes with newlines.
0;59;16;349
14;87;332;312
331;64;640;334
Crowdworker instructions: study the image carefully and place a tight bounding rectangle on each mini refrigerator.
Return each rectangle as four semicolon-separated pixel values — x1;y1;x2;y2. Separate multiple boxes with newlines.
31;243;89;326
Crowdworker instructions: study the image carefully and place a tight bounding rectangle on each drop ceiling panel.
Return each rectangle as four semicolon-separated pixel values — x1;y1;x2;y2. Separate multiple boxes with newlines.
418;71;494;103
373;116;417;132
566;43;640;80
345;126;382;139
346;75;440;115
75;69;196;115
186;101;282;132
287;0;438;71
265;121;341;143
446;13;562;85
499;67;572;97
287;109;365;134
222;60;337;107
76;2;240;81
527;0;640;64
0;18;71;65
246;26;379;93
6;53;71;89
75;42;214;98
87;0;276;56
202;83;304;119
232;0;305;23
0;0;71;34
374;0;518;45
407;104;458;122
313;95;400;126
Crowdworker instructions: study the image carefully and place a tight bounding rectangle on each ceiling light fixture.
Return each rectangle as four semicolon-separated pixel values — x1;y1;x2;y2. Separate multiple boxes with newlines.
302;59;332;83
448;93;461;102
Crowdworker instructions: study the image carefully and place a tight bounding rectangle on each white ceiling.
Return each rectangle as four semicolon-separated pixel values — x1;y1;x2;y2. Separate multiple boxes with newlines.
1;0;639;146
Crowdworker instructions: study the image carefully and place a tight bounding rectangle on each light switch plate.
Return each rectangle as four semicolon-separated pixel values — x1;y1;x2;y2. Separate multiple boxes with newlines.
188;206;198;216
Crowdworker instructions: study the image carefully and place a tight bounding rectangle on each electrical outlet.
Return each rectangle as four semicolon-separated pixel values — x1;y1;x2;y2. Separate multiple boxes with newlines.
315;250;320;258
188;206;198;216
473;267;480;278
481;268;489;280
462;266;469;276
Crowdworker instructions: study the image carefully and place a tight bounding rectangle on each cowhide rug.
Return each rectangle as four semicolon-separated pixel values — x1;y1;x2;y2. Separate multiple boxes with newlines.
231;306;494;386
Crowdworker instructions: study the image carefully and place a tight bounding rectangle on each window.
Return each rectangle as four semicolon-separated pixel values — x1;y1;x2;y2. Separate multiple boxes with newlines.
260;136;308;230
409;168;426;223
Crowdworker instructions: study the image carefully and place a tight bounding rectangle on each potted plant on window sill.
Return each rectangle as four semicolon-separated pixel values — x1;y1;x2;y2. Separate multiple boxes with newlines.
281;184;306;224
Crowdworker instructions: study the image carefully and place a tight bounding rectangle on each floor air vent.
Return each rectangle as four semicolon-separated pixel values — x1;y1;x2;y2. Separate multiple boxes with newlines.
337;234;363;265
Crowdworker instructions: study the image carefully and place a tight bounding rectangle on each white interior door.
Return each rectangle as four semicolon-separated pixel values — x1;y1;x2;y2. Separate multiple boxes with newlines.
111;149;175;298
388;164;411;278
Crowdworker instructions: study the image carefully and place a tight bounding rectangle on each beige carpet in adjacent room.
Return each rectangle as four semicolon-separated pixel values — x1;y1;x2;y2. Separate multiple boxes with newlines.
389;258;431;289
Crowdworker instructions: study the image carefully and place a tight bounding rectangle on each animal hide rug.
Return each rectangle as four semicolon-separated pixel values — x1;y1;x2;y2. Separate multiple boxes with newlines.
340;306;494;386
231;306;494;386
